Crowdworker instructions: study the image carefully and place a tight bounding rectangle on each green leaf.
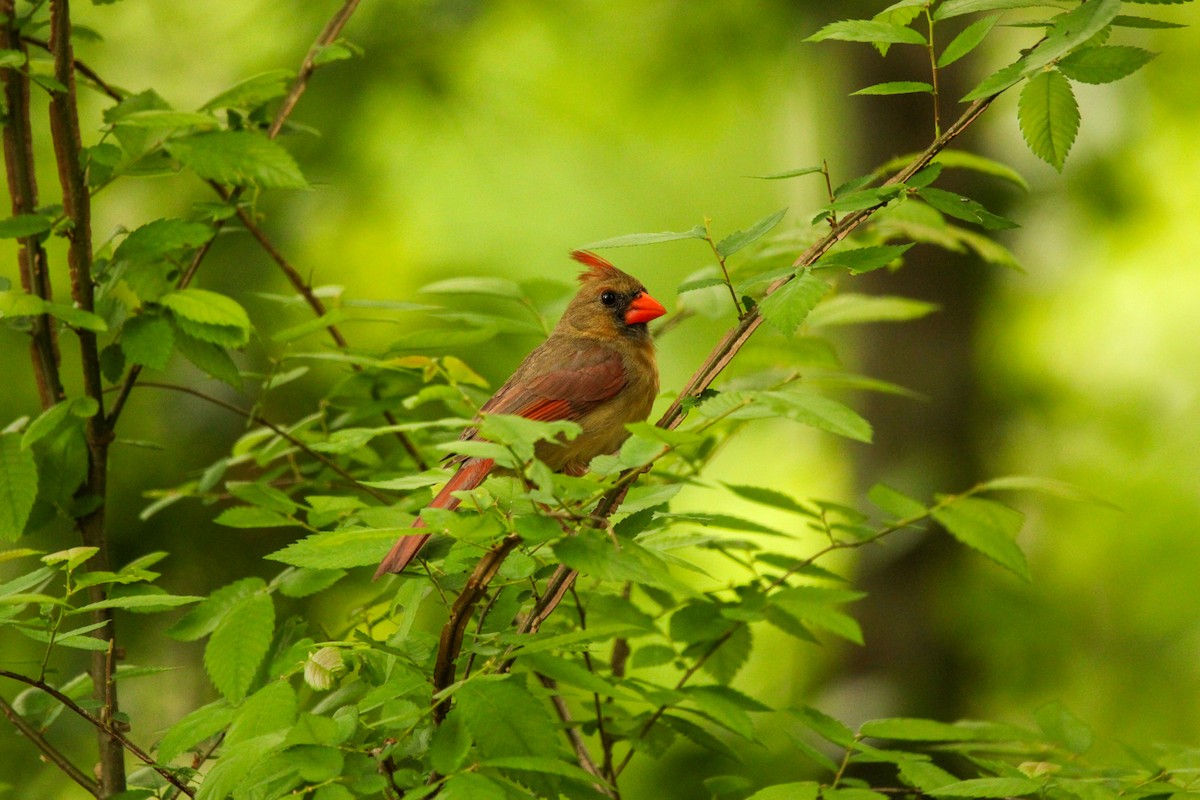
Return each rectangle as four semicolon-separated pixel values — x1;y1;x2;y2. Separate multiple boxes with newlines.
111;110;221;130
807;293;938;328
935;0;1057;20
683;685;769;740
1112;14;1187;29
160;289;251;347
45;303;109;332
1018;69;1079;171
420;276;526;300
867;483;927;519
201;69;294;111
933;496;1029;579
933;149;1029;191
938;15;1000;67
21;398;93;450
723;483;811;515
930;778;1044;797
156;700;234;763
429;712;472;775
716;208;788;258
479;755;602;786
213;506;294;528
174;330;242;389
70;593;202;614
270;309;348;343
757;271;830;335
1058;45;1157;84
771;585;866;644
794;706;856;747
977;475;1106;504
121;314;175;370
851;81;933;96
919;187;1018;230
579;226;707;249
899;760;960;793
746;782;820;800
276;568;346;598
0;434;38;541
164;131;308;189
113;218;214;265
265;528;410;569
704;623;752;683
440;773;507;800
166;577;266;642
520;652;621;697
806;20;927;45
1035;701;1094;754
750;166;824;180
766;389;873;443
456;676;561;758
226;681;297;748
204;590;274;704
818;244;914;274
0;214;52;238
860;717;978;741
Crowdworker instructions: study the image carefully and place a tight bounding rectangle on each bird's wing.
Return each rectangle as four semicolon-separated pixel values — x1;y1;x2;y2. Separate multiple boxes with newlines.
478;343;627;426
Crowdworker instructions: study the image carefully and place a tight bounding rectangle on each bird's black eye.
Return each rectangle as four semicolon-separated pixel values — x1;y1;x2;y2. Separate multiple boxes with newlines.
600;290;617;307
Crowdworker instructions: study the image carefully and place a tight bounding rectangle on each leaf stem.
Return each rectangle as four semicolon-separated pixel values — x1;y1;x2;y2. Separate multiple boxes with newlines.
703;218;746;318
926;6;941;138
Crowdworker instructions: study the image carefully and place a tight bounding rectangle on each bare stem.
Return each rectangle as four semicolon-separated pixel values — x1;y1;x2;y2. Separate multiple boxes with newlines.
0;694;100;797
926;7;941;138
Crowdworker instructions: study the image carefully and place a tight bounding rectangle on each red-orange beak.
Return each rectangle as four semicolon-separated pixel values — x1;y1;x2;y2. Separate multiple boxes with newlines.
625;291;667;325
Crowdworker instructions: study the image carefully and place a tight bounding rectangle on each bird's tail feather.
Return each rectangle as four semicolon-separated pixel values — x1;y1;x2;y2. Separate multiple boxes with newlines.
373;458;495;578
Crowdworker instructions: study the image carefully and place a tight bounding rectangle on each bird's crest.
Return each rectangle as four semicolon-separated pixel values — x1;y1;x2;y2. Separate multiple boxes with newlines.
570;250;619;283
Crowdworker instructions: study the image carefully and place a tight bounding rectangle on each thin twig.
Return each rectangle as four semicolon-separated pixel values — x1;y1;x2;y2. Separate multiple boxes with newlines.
47;0;125;792
21;34;124;102
0;694;100;797
132;381;393;504
0;669;196;797
536;674;616;798
268;0;361;139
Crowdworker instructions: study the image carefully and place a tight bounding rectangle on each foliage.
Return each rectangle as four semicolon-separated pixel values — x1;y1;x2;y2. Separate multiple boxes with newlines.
0;1;1193;799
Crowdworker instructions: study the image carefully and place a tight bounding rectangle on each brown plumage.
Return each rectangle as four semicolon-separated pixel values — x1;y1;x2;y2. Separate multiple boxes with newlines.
374;250;666;577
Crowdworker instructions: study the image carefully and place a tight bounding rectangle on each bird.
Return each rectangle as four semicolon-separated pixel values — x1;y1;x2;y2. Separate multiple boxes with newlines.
374;250;667;578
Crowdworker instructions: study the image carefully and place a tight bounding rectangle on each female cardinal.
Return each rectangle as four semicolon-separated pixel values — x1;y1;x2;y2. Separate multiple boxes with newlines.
374;250;667;577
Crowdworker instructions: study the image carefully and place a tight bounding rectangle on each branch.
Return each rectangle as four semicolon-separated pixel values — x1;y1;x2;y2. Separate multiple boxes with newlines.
536;674;616;799
0;3;65;409
0;693;100;797
431;534;521;723
46;0;126;793
0;669;196;797
268;0;362;139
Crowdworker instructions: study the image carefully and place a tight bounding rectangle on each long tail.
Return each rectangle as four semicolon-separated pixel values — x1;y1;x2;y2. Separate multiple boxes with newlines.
373;458;495;579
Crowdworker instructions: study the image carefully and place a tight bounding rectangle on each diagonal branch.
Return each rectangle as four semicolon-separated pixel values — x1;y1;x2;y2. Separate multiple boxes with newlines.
0;668;195;797
0;693;100;797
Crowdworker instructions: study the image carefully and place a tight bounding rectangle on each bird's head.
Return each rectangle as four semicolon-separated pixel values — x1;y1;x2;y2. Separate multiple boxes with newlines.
562;250;666;340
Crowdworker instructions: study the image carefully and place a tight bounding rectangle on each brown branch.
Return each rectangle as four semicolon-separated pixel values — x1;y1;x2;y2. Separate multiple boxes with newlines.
0;669;196;797
431;534;521;723
133;381;393;504
1;3;64;409
46;1;125;794
268;0;362;139
0;693;100;797
21;35;124;102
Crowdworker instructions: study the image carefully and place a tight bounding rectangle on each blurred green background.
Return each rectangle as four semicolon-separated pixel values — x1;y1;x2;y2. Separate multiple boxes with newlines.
2;1;1198;796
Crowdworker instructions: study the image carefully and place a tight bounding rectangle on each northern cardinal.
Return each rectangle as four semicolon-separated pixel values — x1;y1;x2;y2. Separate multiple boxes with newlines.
374;250;667;577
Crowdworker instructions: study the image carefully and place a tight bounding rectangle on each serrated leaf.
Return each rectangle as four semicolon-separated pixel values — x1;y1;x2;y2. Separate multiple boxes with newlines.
933;149;1029;191
157;700;234;763
429;712;471;775
1035;701;1093;754
818;244;915;274
440;773;507;800
757;271;830;335
579;226;707;249
1018;69;1079;171
805;20;927;45
227;681;297;748
771;586;866;644
201;69;294;111
1112;14;1186;28
935;0;1057;20
113;219;214;265
0;434;37;541
807;293;938;328
899;760;960;792
723;483;811;515
851;81;933;96
265;528;410;569
703;622;752;683
930;777;1044;797
121;314;175;369
747;782;821;800
112;110;220;130
868;483;927;519
750;166;823;180
1058;45;1157;84
277;568;346;598
457;677;561;758
938;15;1000;67
204;590;274;704
766;389;873;443
174;330;242;389
861;717;978;741
164;131;308;189
420;276;525;299
480;755;605;786
521;652;621;697
0;214;52;238
213;506;294;528
166;577;265;642
716;208;788;258
160;289;251;346
70;593;202;614
978;475;1107;505
933;496;1029;579
919;187;1018;230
